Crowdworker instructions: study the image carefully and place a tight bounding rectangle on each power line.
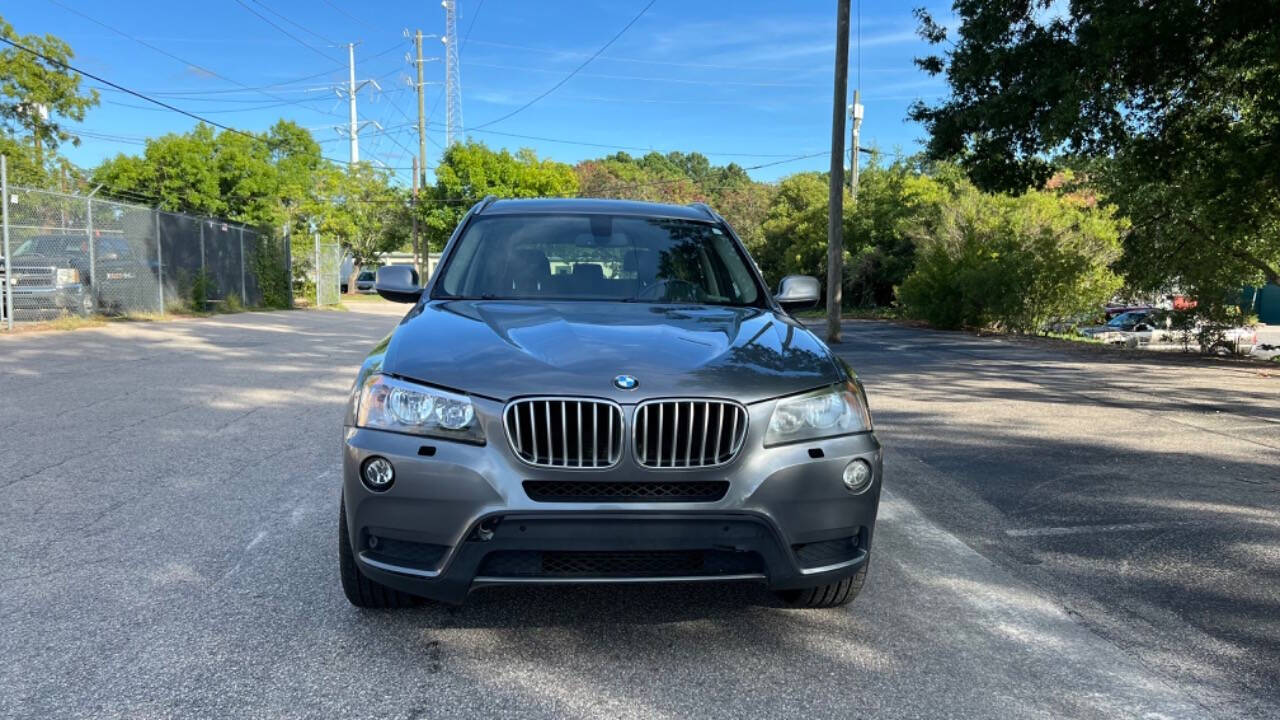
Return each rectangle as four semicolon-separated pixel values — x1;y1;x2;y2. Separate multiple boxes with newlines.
92;85;339;105
233;0;342;63
102;97;338;115
246;0;339;47
0;35;416;175
460;0;485;51
468;0;658;131
465;61;822;88
466;128;823;158
42;0;346;120
465;39;812;73
76;42;404;99
319;0;379;33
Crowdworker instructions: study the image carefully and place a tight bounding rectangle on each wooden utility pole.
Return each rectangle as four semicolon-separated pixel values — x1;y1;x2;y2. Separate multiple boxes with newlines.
412;157;420;280
826;0;851;344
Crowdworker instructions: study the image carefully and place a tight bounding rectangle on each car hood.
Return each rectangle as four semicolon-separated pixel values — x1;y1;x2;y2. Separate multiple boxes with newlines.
381;300;843;403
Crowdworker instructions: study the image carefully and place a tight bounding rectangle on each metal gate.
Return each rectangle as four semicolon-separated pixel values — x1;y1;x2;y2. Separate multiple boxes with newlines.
315;241;342;307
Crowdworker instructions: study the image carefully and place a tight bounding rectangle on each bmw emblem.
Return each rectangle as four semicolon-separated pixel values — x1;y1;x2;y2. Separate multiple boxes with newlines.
613;374;639;391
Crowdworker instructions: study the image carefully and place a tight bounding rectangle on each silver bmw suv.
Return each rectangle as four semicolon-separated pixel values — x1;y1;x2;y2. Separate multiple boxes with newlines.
340;197;882;609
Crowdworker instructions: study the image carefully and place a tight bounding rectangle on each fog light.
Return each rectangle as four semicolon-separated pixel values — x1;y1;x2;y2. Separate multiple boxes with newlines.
361;456;394;492
842;459;873;494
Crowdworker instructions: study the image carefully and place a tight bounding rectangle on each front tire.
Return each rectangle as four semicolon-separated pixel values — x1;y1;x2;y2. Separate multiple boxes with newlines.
777;559;868;609
338;498;420;608
76;292;95;317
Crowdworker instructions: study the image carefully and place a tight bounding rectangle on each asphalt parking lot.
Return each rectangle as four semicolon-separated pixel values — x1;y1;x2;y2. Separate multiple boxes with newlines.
2;307;1276;719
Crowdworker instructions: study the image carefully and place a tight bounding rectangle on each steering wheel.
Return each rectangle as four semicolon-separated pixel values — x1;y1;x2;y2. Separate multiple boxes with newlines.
635;278;702;302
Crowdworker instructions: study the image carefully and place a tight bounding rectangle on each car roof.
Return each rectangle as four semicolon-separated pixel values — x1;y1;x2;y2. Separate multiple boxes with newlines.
479;197;715;221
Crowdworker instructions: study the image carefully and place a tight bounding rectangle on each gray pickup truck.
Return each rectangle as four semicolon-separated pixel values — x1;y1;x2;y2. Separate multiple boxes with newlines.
1;234;155;318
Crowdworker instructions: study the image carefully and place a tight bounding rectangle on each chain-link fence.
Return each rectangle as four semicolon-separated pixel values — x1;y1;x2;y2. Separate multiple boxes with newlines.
314;240;342;307
2;167;290;328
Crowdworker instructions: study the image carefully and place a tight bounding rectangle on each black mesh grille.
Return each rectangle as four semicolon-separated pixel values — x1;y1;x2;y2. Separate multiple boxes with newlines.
478;550;763;578
366;536;449;571
523;480;729;503
791;536;860;569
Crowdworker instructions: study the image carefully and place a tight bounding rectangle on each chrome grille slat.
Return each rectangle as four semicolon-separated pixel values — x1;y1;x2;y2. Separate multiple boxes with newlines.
634;399;748;469
505;398;623;469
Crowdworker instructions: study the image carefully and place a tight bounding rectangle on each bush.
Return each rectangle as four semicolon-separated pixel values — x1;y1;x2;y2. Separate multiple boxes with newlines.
899;185;1124;331
189;268;211;312
252;237;291;309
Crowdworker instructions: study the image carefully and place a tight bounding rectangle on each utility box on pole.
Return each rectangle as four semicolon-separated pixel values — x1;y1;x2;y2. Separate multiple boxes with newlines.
849;91;864;199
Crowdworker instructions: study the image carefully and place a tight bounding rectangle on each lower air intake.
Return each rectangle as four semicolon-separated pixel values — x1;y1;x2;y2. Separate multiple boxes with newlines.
478;550;763;578
523;480;729;503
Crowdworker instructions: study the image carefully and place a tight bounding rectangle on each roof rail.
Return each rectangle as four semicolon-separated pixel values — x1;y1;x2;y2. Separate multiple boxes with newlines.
474;194;499;214
686;202;717;221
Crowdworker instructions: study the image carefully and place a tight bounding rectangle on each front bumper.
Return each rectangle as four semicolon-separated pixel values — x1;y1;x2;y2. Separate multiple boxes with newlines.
342;397;882;604
5;284;88;313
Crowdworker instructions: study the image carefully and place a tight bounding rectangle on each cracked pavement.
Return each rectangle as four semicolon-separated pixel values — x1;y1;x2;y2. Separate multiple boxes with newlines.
1;308;1276;719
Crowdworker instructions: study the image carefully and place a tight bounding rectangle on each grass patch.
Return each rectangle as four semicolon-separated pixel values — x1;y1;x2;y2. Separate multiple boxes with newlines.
1032;331;1105;345
337;292;390;304
4;314;108;334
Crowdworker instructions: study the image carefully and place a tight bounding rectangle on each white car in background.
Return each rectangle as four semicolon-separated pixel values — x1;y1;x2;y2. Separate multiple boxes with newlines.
1080;310;1157;346
1082;310;1258;355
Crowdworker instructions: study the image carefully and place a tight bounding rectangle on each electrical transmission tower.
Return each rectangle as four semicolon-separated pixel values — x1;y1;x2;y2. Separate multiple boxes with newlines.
334;43;382;165
442;0;463;146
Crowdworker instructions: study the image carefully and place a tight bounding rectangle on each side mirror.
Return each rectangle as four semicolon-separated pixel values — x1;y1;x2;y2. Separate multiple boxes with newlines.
375;265;423;303
774;274;820;311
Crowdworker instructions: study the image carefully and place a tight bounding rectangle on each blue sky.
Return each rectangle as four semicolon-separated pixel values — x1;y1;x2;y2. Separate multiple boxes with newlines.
9;0;955;186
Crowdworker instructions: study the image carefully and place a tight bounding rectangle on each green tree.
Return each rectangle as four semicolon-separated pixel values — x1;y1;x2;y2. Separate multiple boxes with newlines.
899;180;1125;331
910;0;1280;306
842;156;959;306
759;172;849;291
92;120;326;231
0;15;99;185
421;142;578;251
314;163;409;291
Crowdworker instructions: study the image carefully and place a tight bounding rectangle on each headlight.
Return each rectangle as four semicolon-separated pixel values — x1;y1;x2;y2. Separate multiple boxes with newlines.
355;374;483;444
765;382;872;446
55;268;81;285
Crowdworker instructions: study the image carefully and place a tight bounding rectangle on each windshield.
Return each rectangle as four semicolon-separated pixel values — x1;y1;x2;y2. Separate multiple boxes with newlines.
15;236;86;257
434;213;764;307
358;271;376;280
1107;311;1147;327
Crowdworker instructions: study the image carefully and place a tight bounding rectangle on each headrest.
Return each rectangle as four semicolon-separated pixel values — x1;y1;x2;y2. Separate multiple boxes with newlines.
512;248;550;277
573;263;605;281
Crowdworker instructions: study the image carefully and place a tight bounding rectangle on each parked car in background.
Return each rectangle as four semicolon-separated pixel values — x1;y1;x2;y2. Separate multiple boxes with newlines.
1080;310;1156;345
1149;317;1258;356
0;234;154;318
354;269;377;293
1083;309;1258;355
1103;303;1153;320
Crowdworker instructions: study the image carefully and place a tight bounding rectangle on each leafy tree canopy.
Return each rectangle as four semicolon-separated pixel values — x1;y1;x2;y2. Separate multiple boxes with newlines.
900;176;1126;331
420;141;579;251
92;120;325;231
911;1;1280;298
0;14;99;184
